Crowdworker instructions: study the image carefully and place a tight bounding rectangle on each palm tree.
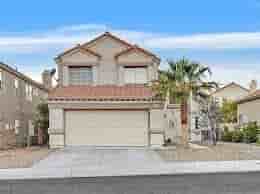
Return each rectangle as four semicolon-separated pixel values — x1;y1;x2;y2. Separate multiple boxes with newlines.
153;58;217;147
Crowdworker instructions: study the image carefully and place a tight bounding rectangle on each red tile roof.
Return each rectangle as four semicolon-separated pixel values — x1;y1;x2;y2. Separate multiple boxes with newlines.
48;85;155;101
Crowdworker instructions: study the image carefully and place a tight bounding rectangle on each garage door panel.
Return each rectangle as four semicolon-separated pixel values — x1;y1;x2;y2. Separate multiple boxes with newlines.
65;110;148;146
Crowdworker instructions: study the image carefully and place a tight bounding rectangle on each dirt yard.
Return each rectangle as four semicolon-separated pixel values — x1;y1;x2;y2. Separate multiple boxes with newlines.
157;142;260;161
0;146;51;169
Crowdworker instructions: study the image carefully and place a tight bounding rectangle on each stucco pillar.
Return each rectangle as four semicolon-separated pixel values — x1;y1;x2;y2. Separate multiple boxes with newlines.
92;65;98;85
118;65;124;86
147;65;153;84
166;104;182;145
63;66;69;86
48;108;65;148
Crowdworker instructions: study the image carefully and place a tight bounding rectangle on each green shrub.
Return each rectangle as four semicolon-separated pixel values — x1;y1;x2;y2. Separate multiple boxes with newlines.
232;130;243;142
242;122;258;143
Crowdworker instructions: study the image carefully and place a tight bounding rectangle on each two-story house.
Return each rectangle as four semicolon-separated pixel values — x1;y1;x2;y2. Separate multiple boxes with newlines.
48;32;182;148
0;62;49;147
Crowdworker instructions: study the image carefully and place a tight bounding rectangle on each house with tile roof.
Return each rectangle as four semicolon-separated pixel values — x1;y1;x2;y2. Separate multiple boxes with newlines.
48;32;182;148
211;82;250;106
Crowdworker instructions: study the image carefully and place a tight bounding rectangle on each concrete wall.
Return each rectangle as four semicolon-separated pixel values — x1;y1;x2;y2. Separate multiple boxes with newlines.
238;99;260;124
57;35;159;86
1;173;260;194
0;67;47;146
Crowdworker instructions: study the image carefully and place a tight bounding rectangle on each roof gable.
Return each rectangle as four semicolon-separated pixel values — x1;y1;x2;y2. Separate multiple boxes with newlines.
116;48;153;64
55;32;160;63
81;32;133;48
115;45;160;63
61;48;100;64
211;82;249;95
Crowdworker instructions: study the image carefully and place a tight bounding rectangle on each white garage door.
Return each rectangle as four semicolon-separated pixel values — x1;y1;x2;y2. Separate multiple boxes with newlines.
65;110;148;146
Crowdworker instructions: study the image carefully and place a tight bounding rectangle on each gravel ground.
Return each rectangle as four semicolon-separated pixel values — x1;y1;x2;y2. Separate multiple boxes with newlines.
156;142;260;161
0;147;51;169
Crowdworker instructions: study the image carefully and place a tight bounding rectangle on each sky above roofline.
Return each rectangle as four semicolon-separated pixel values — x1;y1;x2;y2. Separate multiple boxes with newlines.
0;0;259;88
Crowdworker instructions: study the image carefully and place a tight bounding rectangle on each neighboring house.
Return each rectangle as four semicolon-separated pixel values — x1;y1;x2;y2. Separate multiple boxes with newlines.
0;62;49;147
237;88;260;125
211;82;249;106
48;32;182;148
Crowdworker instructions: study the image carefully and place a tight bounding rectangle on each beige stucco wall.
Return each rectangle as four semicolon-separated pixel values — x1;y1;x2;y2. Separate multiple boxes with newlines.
212;85;249;101
116;51;153;64
238;99;260;124
57;35;159;86
48;101;181;148
62;50;99;65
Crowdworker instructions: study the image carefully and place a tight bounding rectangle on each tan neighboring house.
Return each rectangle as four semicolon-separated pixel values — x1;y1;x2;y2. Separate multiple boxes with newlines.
0;62;49;147
211;82;250;106
48;32;182;148
237;81;260;124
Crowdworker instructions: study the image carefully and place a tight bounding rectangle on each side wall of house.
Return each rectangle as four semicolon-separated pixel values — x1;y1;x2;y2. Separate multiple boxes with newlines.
238;99;260;124
0;67;47;147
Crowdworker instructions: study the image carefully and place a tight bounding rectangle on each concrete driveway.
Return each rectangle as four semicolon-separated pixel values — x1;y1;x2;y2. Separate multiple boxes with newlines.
33;147;165;169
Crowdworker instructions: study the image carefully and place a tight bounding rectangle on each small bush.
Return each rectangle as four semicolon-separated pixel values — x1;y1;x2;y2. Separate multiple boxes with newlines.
232;130;243;142
242;122;258;143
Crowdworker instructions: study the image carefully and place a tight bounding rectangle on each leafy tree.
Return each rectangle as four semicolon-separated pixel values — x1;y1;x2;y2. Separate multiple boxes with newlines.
220;100;238;123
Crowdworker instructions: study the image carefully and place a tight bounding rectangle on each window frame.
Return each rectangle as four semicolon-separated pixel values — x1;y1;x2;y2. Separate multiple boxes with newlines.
68;66;93;86
124;66;148;84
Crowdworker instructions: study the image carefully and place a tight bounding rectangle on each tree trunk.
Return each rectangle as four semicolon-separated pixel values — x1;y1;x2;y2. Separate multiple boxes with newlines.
181;102;189;147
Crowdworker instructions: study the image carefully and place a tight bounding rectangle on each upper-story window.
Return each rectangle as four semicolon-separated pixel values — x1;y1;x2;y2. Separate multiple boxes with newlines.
0;71;3;89
69;67;92;85
124;67;147;84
